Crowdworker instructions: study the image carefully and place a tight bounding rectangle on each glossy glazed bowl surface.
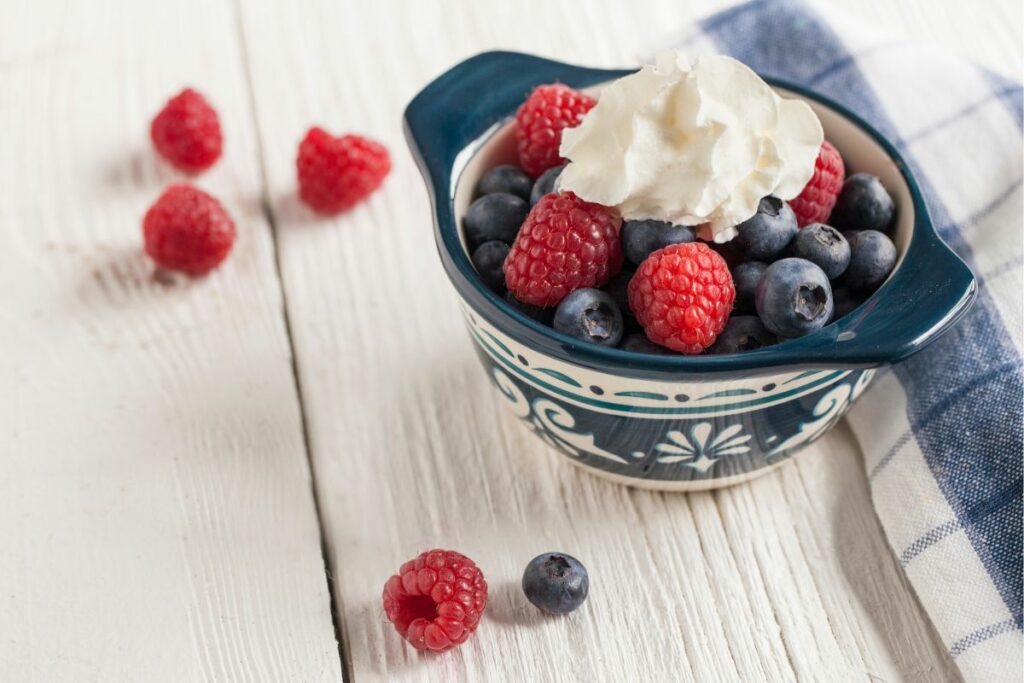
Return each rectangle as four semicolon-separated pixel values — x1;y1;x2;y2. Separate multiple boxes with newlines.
405;52;976;490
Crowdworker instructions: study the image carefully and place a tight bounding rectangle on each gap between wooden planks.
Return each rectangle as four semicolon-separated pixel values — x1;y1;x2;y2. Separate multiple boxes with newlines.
0;0;342;680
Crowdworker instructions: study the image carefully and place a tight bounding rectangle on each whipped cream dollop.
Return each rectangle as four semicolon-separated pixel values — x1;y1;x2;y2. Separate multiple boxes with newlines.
558;51;823;241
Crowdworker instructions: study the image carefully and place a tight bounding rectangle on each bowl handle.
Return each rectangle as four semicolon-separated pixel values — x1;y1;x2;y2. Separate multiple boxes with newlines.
802;218;977;365
403;51;626;199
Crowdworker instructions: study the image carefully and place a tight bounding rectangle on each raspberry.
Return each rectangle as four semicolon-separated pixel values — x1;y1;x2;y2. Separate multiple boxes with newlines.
515;84;596;178
150;88;223;174
142;185;236;275
382;549;487;652
790;140;845;227
503;191;623;308
628;242;735;354
297;127;390;214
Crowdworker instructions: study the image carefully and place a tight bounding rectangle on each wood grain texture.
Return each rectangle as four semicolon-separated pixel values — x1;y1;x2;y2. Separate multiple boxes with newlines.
238;1;1017;681
3;0;1019;680
0;1;342;680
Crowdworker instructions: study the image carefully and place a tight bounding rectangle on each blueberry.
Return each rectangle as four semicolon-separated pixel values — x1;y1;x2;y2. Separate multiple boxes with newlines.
734;196;798;261
830;286;866;322
601;271;632;314
620;332;674;354
477;164;532;200
522;552;589;614
731;261;767;314
830;173;895;234
471;240;510;294
755;258;834;338
843;229;897;292
530;164;565;206
621;220;696;267
464;192;529;248
791;223;850;279
505;291;550;324
553;288;624;346
708;316;777;354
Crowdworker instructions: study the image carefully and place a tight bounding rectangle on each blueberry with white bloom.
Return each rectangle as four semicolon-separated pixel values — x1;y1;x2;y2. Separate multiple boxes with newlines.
734;196;799;261
553;288;624;347
731;261;768;314
477;164;533;200
791;223;850;279
530;164;566;206
464;192;529;247
830;173;895;235
756;258;834;338
621;220;696;267
708;316;777;354
522;552;589;614
471;240;510;294
843;229;897;292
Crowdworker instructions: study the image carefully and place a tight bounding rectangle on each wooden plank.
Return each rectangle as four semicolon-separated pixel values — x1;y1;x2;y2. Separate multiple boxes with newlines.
0;1;342;680
235;0;1005;680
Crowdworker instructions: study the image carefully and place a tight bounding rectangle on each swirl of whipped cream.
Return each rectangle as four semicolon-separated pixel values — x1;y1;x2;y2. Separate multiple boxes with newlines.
558;51;823;242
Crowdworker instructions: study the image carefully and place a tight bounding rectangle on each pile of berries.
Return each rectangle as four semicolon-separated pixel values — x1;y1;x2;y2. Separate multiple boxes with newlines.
467;85;898;355
382;549;588;652
142;87;390;276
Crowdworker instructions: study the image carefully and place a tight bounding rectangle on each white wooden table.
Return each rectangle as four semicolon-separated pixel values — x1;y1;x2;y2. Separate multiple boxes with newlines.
1;1;1019;680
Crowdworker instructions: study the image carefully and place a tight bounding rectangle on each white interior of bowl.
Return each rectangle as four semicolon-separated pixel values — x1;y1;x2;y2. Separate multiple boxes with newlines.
453;83;913;265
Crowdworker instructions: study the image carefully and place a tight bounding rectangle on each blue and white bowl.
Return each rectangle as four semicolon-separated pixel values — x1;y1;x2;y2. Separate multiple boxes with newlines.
404;51;976;490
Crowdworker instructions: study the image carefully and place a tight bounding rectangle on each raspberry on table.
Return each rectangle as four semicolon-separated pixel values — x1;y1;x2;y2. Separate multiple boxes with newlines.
503;191;623;308
790;140;845;227
382;549;487;652
150;88;223;174
515;84;596;178
628;242;735;354
296;127;391;215
142;184;236;275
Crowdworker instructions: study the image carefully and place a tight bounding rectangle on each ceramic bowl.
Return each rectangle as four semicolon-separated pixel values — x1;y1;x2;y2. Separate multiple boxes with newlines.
404;51;976;491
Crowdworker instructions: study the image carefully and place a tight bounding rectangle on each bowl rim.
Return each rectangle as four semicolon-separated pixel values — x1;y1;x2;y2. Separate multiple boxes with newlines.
404;51;977;376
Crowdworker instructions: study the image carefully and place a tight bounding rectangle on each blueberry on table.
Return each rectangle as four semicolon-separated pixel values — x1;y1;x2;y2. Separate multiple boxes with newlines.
464;192;529;247
734;196;799;261
791;223;850;279
708;316;777;354
477;164;532;200
621;220;696;268
619;332;674;354
529;164;566;206
756;258;834;338
553;288;624;347
731;261;768;314
830;173;895;235
504;291;551;324
522;552;589;614
843;229;897;292
471;240;510;294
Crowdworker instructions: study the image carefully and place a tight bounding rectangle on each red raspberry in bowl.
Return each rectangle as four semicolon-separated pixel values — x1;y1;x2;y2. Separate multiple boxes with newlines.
790;140;845;227
382;549;487;652
296;127;391;214
628;242;735;354
503;191;623;308
150;88;223;174
515;84;596;178
142;184;235;275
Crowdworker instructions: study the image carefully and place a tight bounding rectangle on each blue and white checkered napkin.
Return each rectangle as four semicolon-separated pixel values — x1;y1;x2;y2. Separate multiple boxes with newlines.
674;2;1023;680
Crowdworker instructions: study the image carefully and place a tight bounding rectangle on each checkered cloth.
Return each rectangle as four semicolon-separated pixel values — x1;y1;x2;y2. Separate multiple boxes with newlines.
672;2;1023;680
